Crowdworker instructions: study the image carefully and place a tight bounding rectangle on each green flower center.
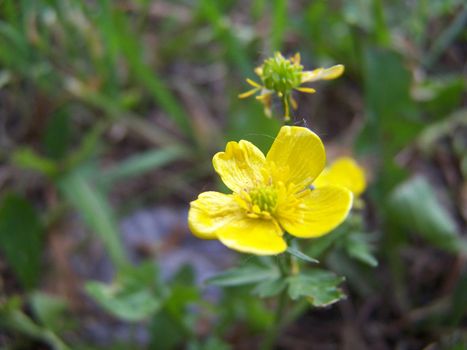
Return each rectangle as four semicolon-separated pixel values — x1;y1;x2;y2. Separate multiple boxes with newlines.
261;52;303;94
249;187;278;213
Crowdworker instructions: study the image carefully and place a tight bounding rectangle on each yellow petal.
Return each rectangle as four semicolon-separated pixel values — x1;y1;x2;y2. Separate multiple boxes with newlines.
313;157;366;196
291;52;301;65
266;126;326;190
290;95;298;110
257;92;273;117
255;66;263;77
300;68;323;83
246;78;262;88
301;64;344;83
238;88;259;99
188;191;240;239
213;140;266;192
217;216;286;255
278;186;353;238
295;87;316;94
321;64;345;80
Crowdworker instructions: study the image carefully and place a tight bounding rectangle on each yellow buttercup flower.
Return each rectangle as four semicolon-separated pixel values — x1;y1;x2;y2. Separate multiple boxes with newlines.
313;157;366;197
239;52;344;121
188;126;353;255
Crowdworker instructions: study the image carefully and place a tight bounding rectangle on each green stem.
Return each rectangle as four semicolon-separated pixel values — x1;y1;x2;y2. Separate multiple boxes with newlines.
261;255;289;350
283;298;309;326
283;95;290;122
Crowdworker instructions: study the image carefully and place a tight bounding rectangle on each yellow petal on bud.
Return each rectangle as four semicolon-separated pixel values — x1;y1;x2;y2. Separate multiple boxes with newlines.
291;52;301;65
256;93;273;118
246;78;262;88
238;88;260;99
301;68;324;83
301;64;345;83
295;87;316;94
290;95;298;110
321;64;345;80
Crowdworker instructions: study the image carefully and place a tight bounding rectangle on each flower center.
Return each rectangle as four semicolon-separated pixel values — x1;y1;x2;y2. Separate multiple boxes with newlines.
261;52;303;94
249;187;278;214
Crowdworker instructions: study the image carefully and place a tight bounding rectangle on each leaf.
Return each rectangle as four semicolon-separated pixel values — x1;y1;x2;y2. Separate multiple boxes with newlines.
417;108;467;155
149;309;186;350
416;77;465;118
0;297;70;350
286;247;319;263
111;11;194;140
59;169;127;267
307;227;346;259
64;123;105;171
30;292;69;332
11;148;58;178
388;176;467;254
205;265;279;287
0;194;43;289
448;268;467;326
252;278;287;298
101;146;187;183
200;337;232;350
43;108;71;161
345;233;378;267
287;270;345;307
358;48;421;193
85;262;161;322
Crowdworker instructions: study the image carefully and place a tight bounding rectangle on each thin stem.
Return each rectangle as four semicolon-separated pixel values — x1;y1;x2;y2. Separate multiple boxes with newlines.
283;95;290;122
261;255;290;350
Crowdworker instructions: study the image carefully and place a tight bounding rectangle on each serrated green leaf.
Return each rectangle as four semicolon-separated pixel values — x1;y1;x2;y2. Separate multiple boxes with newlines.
205;265;279;287
252;278;287;298
85;262;161;322
287;270;345;307
286;247;319;263
86;282;161;322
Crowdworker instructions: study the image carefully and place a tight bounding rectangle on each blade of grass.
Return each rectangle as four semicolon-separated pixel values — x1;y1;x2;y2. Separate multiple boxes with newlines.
111;10;195;141
100;145;189;184
0;304;71;350
63;77;180;147
59;169;127;268
197;0;251;75
423;4;467;68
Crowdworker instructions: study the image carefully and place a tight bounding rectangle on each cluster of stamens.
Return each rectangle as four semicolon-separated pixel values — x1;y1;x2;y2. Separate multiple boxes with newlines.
260;52;303;95
236;186;278;219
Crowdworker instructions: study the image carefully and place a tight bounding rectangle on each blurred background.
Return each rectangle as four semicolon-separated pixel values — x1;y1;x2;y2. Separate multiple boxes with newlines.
0;0;466;349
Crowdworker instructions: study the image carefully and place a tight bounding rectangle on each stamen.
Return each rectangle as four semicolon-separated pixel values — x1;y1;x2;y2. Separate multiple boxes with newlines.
249;186;278;214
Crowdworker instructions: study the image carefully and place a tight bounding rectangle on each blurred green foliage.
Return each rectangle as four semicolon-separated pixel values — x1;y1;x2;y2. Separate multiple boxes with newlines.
0;0;466;348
